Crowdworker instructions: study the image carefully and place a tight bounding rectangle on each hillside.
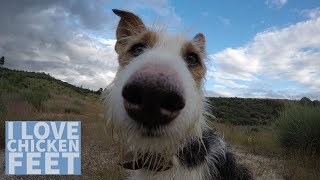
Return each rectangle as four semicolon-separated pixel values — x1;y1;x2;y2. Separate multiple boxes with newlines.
208;96;319;125
0;67;101;106
1;67;318;126
208;97;286;125
0;67;319;179
0;67;104;147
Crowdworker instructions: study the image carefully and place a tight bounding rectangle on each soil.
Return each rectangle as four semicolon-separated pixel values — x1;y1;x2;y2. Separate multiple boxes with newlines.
0;115;284;179
231;145;284;180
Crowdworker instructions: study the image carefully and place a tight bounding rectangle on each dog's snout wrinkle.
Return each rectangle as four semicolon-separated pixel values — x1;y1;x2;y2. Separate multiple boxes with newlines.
122;67;185;129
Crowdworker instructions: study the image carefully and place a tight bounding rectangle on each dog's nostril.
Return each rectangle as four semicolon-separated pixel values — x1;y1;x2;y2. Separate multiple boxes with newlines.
122;84;143;105
161;92;185;112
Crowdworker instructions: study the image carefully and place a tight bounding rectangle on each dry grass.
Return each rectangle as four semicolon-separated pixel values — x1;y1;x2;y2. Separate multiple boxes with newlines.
231;145;284;180
1;95;319;179
212;122;320;180
0;94;124;179
282;150;320;180
212;122;281;156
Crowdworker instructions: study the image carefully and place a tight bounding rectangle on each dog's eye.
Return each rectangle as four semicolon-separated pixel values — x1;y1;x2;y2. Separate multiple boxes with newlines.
185;52;199;67
130;43;146;56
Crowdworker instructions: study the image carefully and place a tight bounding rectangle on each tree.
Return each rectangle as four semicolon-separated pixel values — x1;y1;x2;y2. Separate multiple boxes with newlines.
96;88;103;95
313;100;320;107
0;56;4;66
300;97;312;106
0;56;4;85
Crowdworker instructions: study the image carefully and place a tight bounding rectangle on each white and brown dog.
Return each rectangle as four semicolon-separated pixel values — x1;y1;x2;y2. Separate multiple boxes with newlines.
103;9;252;180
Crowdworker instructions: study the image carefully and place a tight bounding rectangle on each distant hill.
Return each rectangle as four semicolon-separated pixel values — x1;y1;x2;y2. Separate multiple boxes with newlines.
1;67;318;126
207;97;288;125
0;67;105;149
207;97;320;125
0;67;103;119
0;67;101;104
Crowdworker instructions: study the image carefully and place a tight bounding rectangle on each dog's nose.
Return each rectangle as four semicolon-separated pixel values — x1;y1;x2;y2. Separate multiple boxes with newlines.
122;66;185;128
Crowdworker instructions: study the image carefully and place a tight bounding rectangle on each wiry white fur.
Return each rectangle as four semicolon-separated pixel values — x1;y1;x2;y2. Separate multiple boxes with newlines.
203;137;227;180
129;156;205;180
102;31;212;179
128;137;227;180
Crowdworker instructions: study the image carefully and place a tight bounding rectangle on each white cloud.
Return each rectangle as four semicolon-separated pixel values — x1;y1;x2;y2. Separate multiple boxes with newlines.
265;0;288;8
0;1;182;90
121;0;172;16
301;7;320;19
0;1;118;90
119;0;182;29
209;17;320;99
201;11;209;17
217;16;231;26
204;90;234;97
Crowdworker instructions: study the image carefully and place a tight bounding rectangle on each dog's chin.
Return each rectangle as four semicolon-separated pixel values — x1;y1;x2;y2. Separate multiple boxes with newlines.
141;130;162;137
138;125;166;138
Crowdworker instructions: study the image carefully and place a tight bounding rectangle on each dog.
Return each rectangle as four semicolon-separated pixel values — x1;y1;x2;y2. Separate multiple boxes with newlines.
103;9;252;180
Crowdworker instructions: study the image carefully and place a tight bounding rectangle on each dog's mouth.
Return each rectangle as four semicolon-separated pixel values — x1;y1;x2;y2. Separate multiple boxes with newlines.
140;126;164;137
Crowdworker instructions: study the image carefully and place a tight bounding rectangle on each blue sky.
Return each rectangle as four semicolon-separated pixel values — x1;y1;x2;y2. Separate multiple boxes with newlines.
104;0;320;99
174;0;319;52
1;0;320;99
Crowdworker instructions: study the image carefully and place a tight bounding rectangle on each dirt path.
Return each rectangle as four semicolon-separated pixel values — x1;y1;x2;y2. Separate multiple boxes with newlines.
0;145;286;180
0;115;284;179
0;143;286;180
232;145;284;180
0;150;4;176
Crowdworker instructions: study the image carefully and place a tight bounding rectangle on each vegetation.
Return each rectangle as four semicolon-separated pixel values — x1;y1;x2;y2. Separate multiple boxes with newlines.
0;67;102;100
208;97;285;125
213;121;320;179
1;67;319;179
0;56;4;66
275;103;320;153
0;67;102;148
211;98;320;179
212;122;281;156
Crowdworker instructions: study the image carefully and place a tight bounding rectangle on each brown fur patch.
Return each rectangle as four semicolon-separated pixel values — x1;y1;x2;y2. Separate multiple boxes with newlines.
192;33;206;53
180;42;206;87
113;9;146;41
117;31;159;67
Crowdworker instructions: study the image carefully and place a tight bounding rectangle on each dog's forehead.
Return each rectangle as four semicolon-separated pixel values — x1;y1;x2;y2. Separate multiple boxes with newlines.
154;32;189;53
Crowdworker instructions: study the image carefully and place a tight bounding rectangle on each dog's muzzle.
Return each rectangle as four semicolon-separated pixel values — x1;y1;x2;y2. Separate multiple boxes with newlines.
122;64;185;129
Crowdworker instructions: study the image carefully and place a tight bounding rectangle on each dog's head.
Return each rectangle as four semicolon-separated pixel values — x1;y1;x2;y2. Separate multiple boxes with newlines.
103;9;208;154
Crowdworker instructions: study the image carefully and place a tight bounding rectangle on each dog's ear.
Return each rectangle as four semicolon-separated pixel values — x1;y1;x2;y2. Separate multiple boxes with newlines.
113;9;146;52
192;33;206;53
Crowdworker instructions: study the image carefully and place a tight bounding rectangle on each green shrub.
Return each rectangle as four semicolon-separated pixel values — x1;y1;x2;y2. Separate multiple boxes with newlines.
208;97;285;125
276;103;320;153
300;97;313;106
21;89;50;110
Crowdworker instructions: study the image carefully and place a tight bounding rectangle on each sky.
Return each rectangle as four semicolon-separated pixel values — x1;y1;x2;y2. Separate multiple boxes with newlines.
0;0;319;100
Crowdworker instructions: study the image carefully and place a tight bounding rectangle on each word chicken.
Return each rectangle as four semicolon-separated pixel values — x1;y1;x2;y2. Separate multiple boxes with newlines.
6;121;81;175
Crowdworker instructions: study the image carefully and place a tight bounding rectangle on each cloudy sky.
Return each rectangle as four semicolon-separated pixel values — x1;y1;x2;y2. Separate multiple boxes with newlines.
0;0;319;100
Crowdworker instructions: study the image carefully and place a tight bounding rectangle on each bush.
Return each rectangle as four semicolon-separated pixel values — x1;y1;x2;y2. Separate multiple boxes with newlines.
208;97;285;125
300;97;313;106
21;89;50;110
276;103;320;153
